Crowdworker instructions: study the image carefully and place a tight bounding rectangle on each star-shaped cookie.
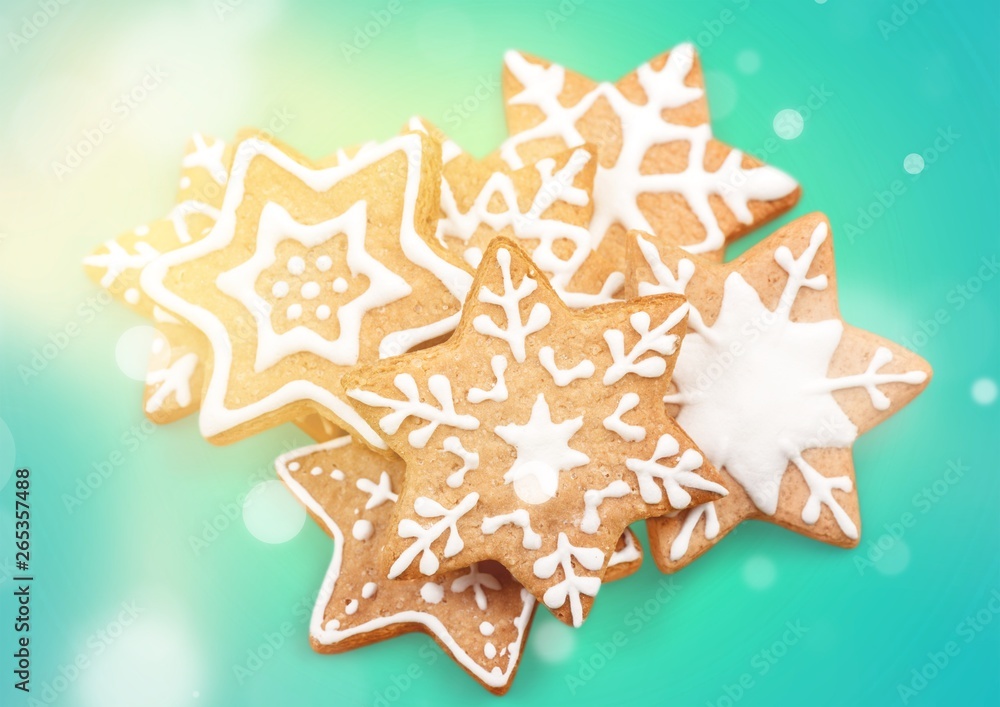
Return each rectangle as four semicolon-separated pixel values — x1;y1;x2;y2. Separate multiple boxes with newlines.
498;43;801;273
275;435;642;693
626;213;932;571
344;238;725;626
140;130;473;447
406;117;622;307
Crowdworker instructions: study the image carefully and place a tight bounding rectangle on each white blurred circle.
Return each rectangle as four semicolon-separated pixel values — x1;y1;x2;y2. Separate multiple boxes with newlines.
116;326;164;381
530;618;575;663
742;555;777;589
735;50;761;75
705;71;738;119
773;109;804;140
903;153;925;175
242;480;306;544
971;378;997;405
873;536;911;576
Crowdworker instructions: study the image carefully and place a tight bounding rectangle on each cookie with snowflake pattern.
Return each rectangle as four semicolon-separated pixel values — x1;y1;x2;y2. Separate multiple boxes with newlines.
406;117;622;307
141;129;473;447
343;237;725;626
626;213;932;571
498;43;800;278
275;436;642;693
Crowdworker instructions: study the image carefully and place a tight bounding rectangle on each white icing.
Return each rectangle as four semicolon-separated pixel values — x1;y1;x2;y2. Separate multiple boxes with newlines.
345;599;359;615
532;532;604;627
362;582;377;599
467;355;509;404
420;583;444;604
356;471;398;509
316;255;332;271
443;436;479;488
349;373;480;449
580;481;631;534
140;133;472;449
479;621;494;636
309;466;322;476
500;45;799;255
481;510;542;550
83;240;160;289
494;394;589;505
625;433;724;508
603;306;687;385
145;352;198;413
472;248;551;363
274;436;535;691
538;346;594;386
182;133;228;185
330;468;345;481
602;393;645;442
450;564;501;611
390;493;480;577
635;222;927;549
352;520;373;541
167;200;222;244
484;642;497;659
215;201;413;372
608;531;641;567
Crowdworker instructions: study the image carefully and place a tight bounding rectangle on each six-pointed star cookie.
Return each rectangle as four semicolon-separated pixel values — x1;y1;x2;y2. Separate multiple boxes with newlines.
406;117;623;307
344;238;725;626
626;213;932;571
498;43;801;275
275;435;642;693
141;129;473;447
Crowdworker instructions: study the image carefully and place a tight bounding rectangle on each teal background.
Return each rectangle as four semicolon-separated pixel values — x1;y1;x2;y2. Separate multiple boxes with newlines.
1;0;998;705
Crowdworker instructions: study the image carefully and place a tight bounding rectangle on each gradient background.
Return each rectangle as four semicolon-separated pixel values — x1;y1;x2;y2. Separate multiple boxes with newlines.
1;1;998;705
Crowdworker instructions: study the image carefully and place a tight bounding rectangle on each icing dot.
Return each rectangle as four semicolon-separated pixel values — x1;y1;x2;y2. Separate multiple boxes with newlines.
309;466;322;476
332;277;348;293
272;281;289;298
773;109;804;140
873;536;911;576
484;642;497;659
972;378;997;405
420;582;444;604
179;176;191;189
316;255;332;272
479;621;494;636
903;153;925;175
134;224;149;236
330;468;345;481
326;619;340;630
315;305;331;321
287;462;300;472
116;325;160;381
124;288;140;304
242;480;306;544
287;256;305;275
345;600;359;615
530;619;575;663
352;519;373;541
286;304;302;320
735;49;761;75
742;555;776;590
300;281;320;299
0;418;16;491
362;582;377;599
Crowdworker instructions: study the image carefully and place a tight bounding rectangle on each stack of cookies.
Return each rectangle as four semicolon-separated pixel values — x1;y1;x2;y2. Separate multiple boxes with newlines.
83;43;932;694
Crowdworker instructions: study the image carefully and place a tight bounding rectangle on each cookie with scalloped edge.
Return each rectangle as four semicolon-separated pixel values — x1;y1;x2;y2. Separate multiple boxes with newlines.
141;129;473;448
497;42;801;285
625;213;931;571
275;435;642;694
343;237;724;626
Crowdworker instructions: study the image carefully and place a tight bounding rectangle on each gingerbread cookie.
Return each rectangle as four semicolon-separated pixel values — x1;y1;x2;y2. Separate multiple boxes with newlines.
406;117;622;307
626;214;931;571
275;435;642;693
140;130;474;447
344;238;724;626
499;43;800;277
